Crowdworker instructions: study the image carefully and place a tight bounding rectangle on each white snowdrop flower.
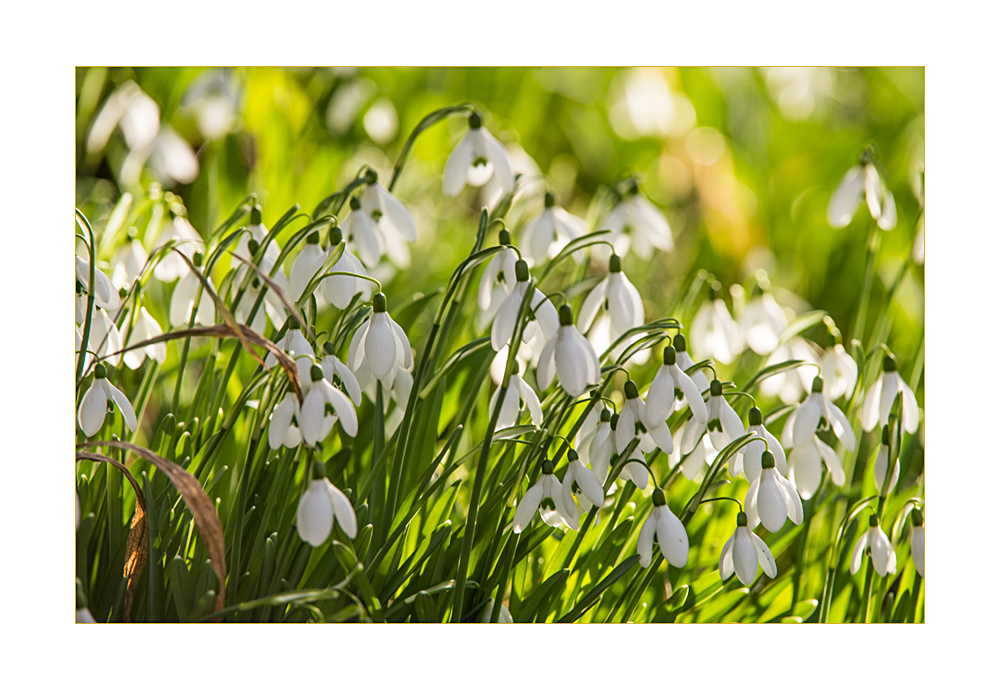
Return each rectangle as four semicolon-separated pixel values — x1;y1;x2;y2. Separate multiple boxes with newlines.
745;451;803;532
512;460;575;533
690;282;742;365
111;239;149;291
742;407;787;485
618;380;673;455
343;195;384;268
320;226;372;309
296;461;358;546
122;307;166;370
645;344;709;431
680;380;745;468
86;80;160;156
601;182;673;261
519;192;588;266
821;343;858;401
480;599;513;624
910;509;924;577
320;342;362;407
537;304;602;398
489;343;531;387
613;412;653;490
232;209;291;330
670;424;719;481
348;293;413;386
267;392;302;450
299;364;359;446
88;307;124;367
359;172;418;269
850;514;896;577
759;337;822;404
153;215;203;282
827;153;897;230
265;320;315;385
489;362;543;431
574;395;605;452
288;231;328;301
578;254;644;346
720;511;777;586
672;333;709;395
637;488;688;568
490;260;559;352
169;265;216;327
477;230;520;313
443;111;514;199
78;363;137;437
785;376;856;452
76;255;121;313
861;355;920;434
180;68;240;141
738;288;788;356
561;448;606;518
872;425;900;495
786;436;845;500
587;409;615;483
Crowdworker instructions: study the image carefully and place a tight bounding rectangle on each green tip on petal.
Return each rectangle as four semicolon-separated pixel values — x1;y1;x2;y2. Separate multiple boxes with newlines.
710;379;723;396
674;333;687;352
306;231;320;245
349;196;361;211
624;380;639;399
373;292;387;313
498;229;511;246
544;191;555;208
312;460;326;480
94;363;107;380
662;346;676;365
600;409;611;423
558;304;574;326
541;459;554;475
737;511;748;527
323;342;336;355
883;354;897;372
911;508;923;526
468;111;482;129
609;254;622;273
250;204;262;225
761;451;775;469
514;260;529;282
310;365;324;382
567;448;578;462
287;318;301;330
652;488;666;507
330;226;343;245
812;376;824;393
748;407;763;426
869;514;880;528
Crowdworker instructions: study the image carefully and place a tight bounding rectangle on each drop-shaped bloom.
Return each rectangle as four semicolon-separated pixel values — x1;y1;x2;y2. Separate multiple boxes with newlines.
861;355;919;434
673;333;709;396
153;215;203;282
490;260;559;352
759;337;822;405
586;409;615;483
618;380;673;455
321;226;372;309
785;376;856;452
785;436;845;500
443;112;513;199
320;342;362;407
267;392;302;450
265;320;315;385
578;254;644;345
601;184;673;261
296;462;358;546
690;283;741;365
84;307;124;367
872;425;900;495
850;515;897;577
827;156;897;230
111;239;149;291
536;304;602;398
348;293;413;386
298;364;359;446
638;488;688;568
720;511;777;585
821;343;858;401
288;232;327;301
76;255;121;313
561;448;606;518
681;380;745;464
669;423;720;481
645;344;709;430
78;363;137;437
122;307;166;369
359;175;417;269
738;290;788;356
169;267;216;327
574;395;605;454
742;407;787;485
512;461;575;532
478;232;520;313
746;451;803;532
910;509;924;577
490;363;543;431
611;411;653;489
519;192;588;266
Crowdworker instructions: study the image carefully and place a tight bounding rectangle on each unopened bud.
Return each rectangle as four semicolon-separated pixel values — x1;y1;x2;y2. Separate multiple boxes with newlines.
600;409;611;423
515;259;529;283
364;169;378;185
869;514;879;528
349;196;361;211
911;508;923;527
330;226;343;245
306;231;320;245
373;292;387;313
881;425;890;445
559;304;574;327
761;451;775;469
247;239;259;256
748;407;763;426
710;379;723;396
567;448;579;462
193;251;203;267
310;365;324;382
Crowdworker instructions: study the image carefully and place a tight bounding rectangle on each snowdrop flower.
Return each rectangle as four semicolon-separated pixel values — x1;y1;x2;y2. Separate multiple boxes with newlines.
296;461;358;547
618;380;673;455
180;68;240;141
169;262;216;327
265;320;315;385
786;376;856;452
759;337;822;404
321;342;362;407
480;599;513;624
86;307;124;367
76;255;121;313
742;407;787;485
477;229;520;313
78;363;137;437
720;511;777;586
785;435;845;500
267;392;302;450
299;365;359;446
320;226;372;309
348;293;413;387
637;488;688;568
850;514;896;577
645;345;709;430
343;196;384;268
691;282;742;365
537;304;602;398
612;411;653;490
489;362;542;430
490;260;559;352
873;425;900;495
586;409;614;482
745;451;803;532
519;192;588;266
821;343;858;401
738;286;788;356
288;231;327;301
443;111;513;199
359;172;418;269
512;460;575;532
827;152;897;230
561;448;606;518
672;333;709;395
232;208;291;332
578;254;644;345
153;215;203;282
910;509;924;577
861;355;920;434
111;239;149;291
601;181;673;261
670;424;719;481
681;380;745;465
574;394;605;451
122;307;166;369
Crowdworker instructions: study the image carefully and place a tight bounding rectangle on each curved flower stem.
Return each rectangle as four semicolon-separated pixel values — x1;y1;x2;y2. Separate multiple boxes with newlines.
851;219;881;348
818;494;878;623
75;209;97;388
388;104;474;192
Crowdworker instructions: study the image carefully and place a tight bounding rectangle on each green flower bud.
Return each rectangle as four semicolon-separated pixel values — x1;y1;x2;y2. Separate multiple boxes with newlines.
761;451;775;469
514;259;529;283
312;460;326;480
610;413;620;430
118;287;128;299
247;238;259;256
364;169;378;185
310;365;324;382
710;379;723;396
624;380;639;400
662;346;676;365
287;318;301;330
559;304;574;327
748;407;763;426
373;292;387;313
193;251;203;267
652;488;666;507
94;363;107;380
881;425;891;446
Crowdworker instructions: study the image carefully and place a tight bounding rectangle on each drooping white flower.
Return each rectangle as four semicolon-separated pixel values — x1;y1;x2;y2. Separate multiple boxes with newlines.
601;183;673;261
742;407;787;485
645;344;709;430
872;425;900;495
861;355;920;434
669;423;720;481
111;239;149;291
359;173;418;269
759;337;822;404
122;307;166;369
489;362;543;431
153;215;203;282
738;289;788;356
288;231;328;301
745;451;803;532
586;409;615;483
76;255;121;313
785;436;845;500
536;304;602;398
574;395;605;453
231;210;290;332
321;342;362;407
267;392;302;450
490;259;559;352
821;343;858;401
561;448;606;518
850;515;897;577
578;254;644;348
78;363;137;437
618;380;673;455
785;375;856;452
680;380;745;467
827;154;897;230
910;509;924;577
512;460;575;532
296;461;358;546
443;112;513;199
343;195;384;268
672;333;709;396
609;412;652;489
169;266;216;327
477;231;520;313
348;293;413;386
518;192;588;266
637;488;688;568
180;68;240;141
265;320;315;385
85;307;124;367
480;599;513;624
298;364;359;446
320;226;372;309
720;511;777;586
690;283;741;365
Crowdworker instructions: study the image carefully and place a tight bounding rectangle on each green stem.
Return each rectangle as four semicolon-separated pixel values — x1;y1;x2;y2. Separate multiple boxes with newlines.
851;221;880;347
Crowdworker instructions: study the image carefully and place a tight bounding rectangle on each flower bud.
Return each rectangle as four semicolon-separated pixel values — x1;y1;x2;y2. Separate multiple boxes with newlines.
710;379;723;397
498;229;511;246
748;406;763;426
883;354;897;372
624;380;638;400
541;459;554;475
94;362;107;379
674;333;688;352
761;451;775;469
330;226;343;245
652;488;666;506
373;292;387;313
349;196;361;211
250;204;262;225
118;286;128;299
609;254;622;273
811;376;824;393
610;413;620;430
514;259;529;283
364;169;378;185
310;365;324;382
559;304;574;327
193;251;203;267
737;511;748;527
287;318;301;330
662;346;676;365
881;425;890;446
468;111;482;129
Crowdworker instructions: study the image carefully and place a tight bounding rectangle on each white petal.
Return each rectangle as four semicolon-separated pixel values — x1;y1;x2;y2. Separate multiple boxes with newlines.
733;527;759;585
377;183;418;241
556;330;590;397
861;375;883;432
268;394;297;450
535;336;558;391
78;381;108;437
745;478;761;529
826;398;856;451
850;530;870;574
364;313;396;380
816;439;845;487
330;357;363;407
530;289;560;341
911;526;924;577
578;279;608;335
443;131;476;196
788;443;822;500
389;317;412;370
751;532;778;578
298;388;327;446
677;368;708;424
870;527;894;577
827;165;865;228
516;378;543;427
656;506;689;568
572;461;605;507
297;480;334;547
324;383;358;437
719;534;735;580
325;479;358;539
347;319;369;372
878;372;900;429
638;515;656;568
756;470;788;532
512;481;544;533
779;473;804;524
107;380;137;432
793;395;823;448
491;288;522;351
900;380;920;434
